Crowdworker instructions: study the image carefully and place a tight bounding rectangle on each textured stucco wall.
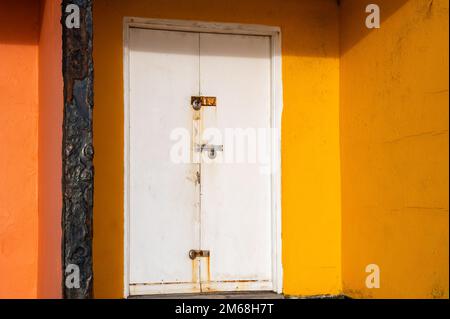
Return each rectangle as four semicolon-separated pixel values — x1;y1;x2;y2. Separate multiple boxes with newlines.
37;0;63;299
0;0;40;299
0;0;64;299
340;0;449;298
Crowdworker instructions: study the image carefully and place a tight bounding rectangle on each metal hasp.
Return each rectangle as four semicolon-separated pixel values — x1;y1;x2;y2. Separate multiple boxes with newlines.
61;0;94;299
191;96;217;110
195;144;224;160
189;250;211;260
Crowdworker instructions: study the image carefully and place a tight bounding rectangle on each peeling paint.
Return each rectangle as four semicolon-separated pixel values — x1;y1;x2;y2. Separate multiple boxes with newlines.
61;0;94;299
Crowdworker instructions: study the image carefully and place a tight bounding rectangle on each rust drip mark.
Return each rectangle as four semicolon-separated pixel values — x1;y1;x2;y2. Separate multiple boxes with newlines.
196;171;201;186
199;255;211;291
206;256;211;283
186;170;201;187
192;259;199;284
193;109;201;121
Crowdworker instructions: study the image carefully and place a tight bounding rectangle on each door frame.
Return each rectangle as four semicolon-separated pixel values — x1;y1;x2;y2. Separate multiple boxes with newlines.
123;17;284;298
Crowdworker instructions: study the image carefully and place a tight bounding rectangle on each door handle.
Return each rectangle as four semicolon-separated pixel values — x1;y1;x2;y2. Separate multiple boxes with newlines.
194;144;224;159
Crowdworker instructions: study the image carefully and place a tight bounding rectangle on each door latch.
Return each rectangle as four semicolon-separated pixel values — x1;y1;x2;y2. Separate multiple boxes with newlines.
191;96;217;111
195;144;224;159
189;250;210;260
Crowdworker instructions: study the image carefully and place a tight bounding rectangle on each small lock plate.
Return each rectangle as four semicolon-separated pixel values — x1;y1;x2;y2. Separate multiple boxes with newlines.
189;250;210;260
191;96;217;110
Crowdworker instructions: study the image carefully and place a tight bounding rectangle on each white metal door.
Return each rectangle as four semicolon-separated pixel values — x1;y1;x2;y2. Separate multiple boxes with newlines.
199;33;273;292
128;27;273;295
128;28;201;295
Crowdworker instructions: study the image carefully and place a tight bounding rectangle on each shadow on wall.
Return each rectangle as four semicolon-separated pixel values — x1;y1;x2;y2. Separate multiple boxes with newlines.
340;0;409;54
0;0;40;45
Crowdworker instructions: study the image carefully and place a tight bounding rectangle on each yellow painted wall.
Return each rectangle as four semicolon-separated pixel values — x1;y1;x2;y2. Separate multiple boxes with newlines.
340;0;449;298
93;0;342;298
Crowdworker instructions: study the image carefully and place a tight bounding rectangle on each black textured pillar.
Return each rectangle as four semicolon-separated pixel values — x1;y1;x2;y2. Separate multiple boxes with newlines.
61;0;94;299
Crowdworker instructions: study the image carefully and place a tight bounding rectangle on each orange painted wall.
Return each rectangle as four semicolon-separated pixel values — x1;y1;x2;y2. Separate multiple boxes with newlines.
37;0;63;299
0;0;40;299
340;0;449;298
93;0;342;298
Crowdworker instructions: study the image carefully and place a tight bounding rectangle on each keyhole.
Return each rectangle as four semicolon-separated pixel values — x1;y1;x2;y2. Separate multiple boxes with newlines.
209;149;217;159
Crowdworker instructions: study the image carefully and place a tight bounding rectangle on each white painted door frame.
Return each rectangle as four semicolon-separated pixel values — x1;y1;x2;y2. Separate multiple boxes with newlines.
123;17;283;298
